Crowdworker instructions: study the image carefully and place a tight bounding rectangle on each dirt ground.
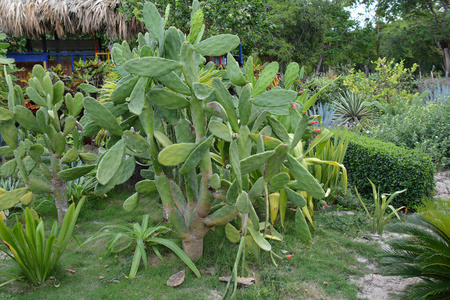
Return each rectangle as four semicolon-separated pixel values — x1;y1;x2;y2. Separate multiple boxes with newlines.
351;232;421;300
435;171;450;199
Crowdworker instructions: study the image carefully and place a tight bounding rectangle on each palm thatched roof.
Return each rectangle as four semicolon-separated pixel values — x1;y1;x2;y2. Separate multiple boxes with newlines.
0;0;144;40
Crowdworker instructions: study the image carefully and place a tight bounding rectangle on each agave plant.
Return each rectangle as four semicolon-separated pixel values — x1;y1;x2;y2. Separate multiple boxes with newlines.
380;197;450;299
332;91;373;124
424;84;450;104
308;102;337;128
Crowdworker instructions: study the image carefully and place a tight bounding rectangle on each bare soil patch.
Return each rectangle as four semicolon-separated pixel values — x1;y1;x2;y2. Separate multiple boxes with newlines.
352;233;420;299
435;171;450;199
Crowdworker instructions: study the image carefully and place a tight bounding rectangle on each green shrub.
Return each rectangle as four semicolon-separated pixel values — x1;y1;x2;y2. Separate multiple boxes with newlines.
343;58;418;104
368;100;450;169
307;75;346;104
341;130;435;208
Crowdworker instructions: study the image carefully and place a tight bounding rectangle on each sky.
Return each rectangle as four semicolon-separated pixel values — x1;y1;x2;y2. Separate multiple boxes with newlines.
346;2;376;26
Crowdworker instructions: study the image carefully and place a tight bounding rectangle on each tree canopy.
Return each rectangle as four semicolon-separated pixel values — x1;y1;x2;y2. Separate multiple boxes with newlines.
366;0;450;76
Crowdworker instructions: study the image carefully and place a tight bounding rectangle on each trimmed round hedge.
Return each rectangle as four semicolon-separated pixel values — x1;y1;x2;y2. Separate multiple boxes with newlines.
342;131;435;209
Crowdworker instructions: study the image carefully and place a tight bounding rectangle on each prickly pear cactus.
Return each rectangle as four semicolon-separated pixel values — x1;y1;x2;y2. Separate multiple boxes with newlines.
84;1;325;263
0;66;97;224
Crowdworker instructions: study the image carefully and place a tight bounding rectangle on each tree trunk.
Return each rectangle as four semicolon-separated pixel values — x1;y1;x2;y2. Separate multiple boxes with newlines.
52;177;68;225
436;40;450;78
315;45;328;75
316;54;324;75
376;20;381;58
443;47;450;78
182;236;204;261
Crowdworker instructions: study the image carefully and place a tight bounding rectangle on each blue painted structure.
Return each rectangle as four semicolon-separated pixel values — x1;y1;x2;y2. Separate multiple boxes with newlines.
7;52;99;70
206;43;244;66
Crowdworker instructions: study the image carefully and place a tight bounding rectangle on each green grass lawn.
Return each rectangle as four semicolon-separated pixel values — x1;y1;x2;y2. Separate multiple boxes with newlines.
0;187;382;299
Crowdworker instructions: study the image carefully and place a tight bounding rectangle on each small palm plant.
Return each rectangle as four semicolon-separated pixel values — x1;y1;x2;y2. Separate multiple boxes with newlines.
82;214;201;279
380;197;450;299
333;91;373;124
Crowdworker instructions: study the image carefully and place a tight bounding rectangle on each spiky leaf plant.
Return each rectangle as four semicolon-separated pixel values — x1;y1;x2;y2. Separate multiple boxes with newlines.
332;91;373;124
380;197;450;299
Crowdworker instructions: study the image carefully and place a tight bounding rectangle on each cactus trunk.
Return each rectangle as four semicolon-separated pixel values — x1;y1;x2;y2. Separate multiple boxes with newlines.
182;235;204;261
52;177;68;226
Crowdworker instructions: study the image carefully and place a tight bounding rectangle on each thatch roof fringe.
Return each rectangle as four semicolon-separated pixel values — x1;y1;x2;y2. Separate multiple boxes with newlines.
0;0;144;40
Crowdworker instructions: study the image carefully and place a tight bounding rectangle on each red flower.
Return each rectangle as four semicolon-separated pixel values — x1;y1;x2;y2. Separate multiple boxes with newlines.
315;129;322;133
311;120;318;125
286;254;294;259
300;91;304;95
292;103;297;110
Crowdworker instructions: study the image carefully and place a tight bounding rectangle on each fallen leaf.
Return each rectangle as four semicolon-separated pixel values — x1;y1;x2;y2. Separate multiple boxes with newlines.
219;276;255;286
108;280;120;283
167;270;186;287
99;276;105;279
66;268;77;274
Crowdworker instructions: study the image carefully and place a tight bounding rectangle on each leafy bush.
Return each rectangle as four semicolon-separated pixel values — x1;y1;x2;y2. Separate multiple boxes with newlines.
50;59;113;94
344;57;417;104
380;197;450;299
307;75;345;104
369;100;450;169
341;130;435;208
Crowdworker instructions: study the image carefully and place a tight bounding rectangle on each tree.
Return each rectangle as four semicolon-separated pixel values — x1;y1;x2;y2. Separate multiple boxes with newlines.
119;0;271;55
259;0;333;68
367;0;450;77
315;1;358;73
257;0;363;73
379;18;443;75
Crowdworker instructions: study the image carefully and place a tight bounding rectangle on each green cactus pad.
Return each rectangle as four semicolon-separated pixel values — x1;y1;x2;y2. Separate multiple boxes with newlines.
124;57;182;77
84;97;123;137
57;165;96;181
97;139;126;185
193;34;240;56
158;143;196;166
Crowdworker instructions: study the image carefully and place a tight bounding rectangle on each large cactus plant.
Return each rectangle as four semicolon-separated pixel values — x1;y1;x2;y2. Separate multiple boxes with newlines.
84;1;325;260
0;65;96;224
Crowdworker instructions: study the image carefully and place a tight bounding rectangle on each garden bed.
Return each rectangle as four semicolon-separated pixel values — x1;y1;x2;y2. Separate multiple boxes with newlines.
0;189;421;300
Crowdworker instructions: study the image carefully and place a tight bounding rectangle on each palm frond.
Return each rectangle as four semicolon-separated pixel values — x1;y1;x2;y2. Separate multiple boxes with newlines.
380;198;450;299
